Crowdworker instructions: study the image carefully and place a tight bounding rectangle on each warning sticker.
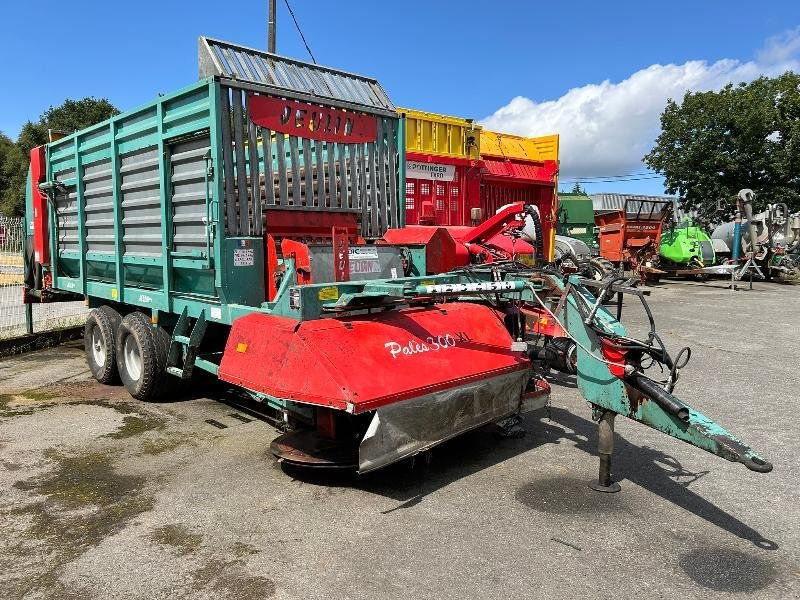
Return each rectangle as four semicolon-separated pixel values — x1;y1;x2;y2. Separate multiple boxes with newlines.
233;248;254;267
318;286;339;301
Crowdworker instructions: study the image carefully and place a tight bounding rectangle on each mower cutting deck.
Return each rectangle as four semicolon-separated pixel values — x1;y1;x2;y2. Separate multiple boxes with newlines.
220;300;546;472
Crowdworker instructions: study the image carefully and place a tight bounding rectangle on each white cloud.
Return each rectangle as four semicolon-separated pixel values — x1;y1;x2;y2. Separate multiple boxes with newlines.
479;28;800;180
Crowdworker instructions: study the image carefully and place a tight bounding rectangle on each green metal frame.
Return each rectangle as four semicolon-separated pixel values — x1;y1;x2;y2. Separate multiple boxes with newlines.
549;275;770;470
43;77;256;324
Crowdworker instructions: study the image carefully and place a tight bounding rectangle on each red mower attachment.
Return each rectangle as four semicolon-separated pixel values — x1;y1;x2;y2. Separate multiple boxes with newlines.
219;302;544;472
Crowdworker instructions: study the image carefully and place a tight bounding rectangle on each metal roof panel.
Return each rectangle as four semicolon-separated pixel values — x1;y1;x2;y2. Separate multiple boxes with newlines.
198;36;396;114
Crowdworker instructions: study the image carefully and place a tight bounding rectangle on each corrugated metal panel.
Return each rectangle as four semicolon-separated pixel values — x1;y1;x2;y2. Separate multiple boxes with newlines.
199;37;395;116
83;159;115;255
480;131;559;162
170;137;211;255
590;193;696;221
54;166;78;255
120;146;161;257
480;157;557;183
399;108;481;160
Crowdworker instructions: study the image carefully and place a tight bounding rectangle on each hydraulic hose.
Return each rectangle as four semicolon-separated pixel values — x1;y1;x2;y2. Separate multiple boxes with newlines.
525;205;545;266
626;372;690;422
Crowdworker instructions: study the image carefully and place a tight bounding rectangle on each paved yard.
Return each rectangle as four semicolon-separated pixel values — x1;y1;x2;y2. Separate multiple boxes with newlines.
0;279;798;599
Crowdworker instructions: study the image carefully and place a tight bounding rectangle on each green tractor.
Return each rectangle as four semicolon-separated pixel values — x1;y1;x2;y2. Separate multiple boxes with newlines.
659;218;716;270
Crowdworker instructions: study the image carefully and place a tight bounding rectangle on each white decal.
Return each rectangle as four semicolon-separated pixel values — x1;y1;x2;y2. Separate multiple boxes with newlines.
350;260;381;274
384;332;471;359
210;307;222;320
423;281;517;294
138;294;153;304
406;161;456;182
349;247;379;259
233;248;254;266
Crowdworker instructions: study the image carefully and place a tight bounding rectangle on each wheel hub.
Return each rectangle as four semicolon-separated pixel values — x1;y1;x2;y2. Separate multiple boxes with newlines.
91;327;106;367
124;336;142;381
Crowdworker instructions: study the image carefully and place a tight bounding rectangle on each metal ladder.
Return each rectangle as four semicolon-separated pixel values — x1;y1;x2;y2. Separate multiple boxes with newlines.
167;308;209;379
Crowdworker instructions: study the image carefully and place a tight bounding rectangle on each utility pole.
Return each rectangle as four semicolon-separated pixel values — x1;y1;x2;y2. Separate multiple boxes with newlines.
268;0;276;53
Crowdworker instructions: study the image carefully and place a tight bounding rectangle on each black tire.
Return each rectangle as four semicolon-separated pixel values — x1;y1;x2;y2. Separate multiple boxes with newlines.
115;311;173;402
588;256;616;281
588;257;619;303
84;306;122;384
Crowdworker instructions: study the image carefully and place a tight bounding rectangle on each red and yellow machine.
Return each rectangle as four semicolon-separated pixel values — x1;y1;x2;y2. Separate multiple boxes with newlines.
400;108;559;262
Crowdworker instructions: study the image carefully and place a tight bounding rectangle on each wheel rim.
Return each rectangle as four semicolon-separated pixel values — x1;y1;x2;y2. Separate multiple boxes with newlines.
91;326;106;368
123;335;142;381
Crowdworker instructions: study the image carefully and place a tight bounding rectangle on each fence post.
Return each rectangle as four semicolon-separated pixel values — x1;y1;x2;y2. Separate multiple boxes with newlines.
25;303;33;334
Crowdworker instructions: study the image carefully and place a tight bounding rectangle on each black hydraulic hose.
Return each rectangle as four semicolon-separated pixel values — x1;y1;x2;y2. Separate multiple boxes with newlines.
626;372;690;422
525;205;545;266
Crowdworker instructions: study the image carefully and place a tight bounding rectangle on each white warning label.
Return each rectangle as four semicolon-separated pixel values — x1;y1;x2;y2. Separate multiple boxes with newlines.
233;248;254;267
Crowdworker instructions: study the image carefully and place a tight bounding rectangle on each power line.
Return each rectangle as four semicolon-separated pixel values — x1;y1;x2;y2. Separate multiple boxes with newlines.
560;175;663;183
571;172;659;180
560;172;661;182
283;0;316;64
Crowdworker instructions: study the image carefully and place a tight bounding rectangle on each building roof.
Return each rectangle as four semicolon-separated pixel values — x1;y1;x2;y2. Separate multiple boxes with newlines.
590;193;696;222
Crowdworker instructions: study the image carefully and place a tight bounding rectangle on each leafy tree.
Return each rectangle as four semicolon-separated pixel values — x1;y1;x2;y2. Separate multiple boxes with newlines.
645;72;800;226
0;132;15;202
1;98;118;216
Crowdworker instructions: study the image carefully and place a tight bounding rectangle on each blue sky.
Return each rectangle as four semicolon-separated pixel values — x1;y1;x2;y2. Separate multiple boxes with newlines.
1;1;798;195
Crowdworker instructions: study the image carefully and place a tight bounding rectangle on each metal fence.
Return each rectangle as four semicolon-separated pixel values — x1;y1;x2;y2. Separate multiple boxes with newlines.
0;216;87;340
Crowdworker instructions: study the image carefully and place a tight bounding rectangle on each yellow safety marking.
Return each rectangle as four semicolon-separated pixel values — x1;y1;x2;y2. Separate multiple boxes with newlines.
318;286;339;301
236;342;248;353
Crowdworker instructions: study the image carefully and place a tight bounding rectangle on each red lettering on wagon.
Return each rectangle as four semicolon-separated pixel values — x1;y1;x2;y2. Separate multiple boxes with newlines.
247;95;378;144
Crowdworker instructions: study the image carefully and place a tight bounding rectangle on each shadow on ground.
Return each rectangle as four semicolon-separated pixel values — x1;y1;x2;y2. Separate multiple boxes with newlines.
280;404;777;551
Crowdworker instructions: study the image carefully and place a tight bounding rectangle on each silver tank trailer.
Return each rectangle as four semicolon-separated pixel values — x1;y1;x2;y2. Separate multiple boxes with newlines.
712;193;800;255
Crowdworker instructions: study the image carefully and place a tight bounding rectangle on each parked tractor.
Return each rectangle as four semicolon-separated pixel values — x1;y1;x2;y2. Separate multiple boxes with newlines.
22;37;772;491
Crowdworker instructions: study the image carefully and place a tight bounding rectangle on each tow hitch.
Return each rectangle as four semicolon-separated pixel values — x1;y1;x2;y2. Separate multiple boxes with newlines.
520;271;773;492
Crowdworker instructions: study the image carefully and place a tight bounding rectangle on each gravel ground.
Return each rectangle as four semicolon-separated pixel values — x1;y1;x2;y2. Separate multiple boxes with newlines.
0;279;798;600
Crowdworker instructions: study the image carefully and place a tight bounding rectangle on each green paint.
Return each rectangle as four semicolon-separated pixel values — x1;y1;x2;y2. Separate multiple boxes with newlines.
557;192;598;251
549;275;770;469
660;218;716;267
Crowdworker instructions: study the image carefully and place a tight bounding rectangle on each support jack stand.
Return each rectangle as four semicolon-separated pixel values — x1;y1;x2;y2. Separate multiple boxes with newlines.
729;255;763;291
589;410;621;493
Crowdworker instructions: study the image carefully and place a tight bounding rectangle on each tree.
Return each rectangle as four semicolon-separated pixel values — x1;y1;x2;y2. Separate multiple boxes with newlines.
0;98;119;216
0;132;15;204
644;72;800;226
570;182;585;194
